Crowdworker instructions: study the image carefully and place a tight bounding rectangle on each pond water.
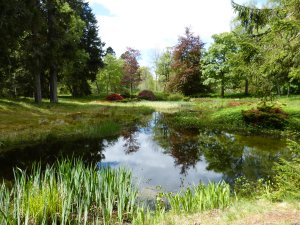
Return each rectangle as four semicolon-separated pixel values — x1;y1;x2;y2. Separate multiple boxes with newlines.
0;112;288;193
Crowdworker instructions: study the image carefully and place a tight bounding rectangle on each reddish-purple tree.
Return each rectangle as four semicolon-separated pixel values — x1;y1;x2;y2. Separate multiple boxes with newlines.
121;47;141;97
168;28;206;95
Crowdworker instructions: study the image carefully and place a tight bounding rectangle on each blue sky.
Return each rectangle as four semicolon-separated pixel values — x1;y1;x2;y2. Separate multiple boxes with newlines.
87;0;268;69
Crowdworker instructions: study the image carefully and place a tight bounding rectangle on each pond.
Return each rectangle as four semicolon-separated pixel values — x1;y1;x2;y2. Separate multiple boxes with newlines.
0;112;288;193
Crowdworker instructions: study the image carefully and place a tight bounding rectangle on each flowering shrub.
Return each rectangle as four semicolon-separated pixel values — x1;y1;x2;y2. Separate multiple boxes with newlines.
105;93;124;101
138;90;156;101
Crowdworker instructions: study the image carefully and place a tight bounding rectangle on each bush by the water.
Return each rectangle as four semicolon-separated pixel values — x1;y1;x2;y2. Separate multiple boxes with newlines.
167;93;185;101
273;140;300;200
242;102;288;129
106;93;124;101
138;90;156;101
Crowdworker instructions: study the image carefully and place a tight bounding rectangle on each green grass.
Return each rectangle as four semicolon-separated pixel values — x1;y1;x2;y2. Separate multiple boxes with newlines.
0;97;154;150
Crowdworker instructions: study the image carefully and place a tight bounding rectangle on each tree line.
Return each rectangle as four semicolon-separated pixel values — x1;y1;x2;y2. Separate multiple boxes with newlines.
0;0;106;103
155;0;300;98
1;0;299;101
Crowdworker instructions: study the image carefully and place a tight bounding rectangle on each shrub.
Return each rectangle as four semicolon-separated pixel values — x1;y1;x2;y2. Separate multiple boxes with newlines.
154;92;169;101
138;90;156;101
106;93;124;101
242;102;288;129
167;93;185;101
273;140;300;200
120;91;131;99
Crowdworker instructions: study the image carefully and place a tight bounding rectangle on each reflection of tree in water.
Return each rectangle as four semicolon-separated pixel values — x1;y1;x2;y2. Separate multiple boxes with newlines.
199;131;283;184
153;115;202;175
122;125;140;154
169;129;202;175
199;131;244;183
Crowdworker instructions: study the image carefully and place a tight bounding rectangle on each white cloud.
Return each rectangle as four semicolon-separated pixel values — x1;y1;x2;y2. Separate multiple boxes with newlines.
87;0;247;67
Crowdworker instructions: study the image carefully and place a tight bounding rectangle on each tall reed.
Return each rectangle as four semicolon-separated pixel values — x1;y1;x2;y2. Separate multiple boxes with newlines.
163;182;231;214
0;159;138;225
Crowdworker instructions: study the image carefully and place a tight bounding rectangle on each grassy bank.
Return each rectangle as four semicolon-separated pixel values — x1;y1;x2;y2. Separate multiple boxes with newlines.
161;96;300;137
0;97;153;150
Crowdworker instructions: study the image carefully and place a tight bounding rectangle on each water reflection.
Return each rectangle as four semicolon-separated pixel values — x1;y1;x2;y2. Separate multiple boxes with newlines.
0;112;288;192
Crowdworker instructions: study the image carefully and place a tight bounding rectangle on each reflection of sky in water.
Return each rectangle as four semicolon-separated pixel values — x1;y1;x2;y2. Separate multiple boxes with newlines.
99;131;222;192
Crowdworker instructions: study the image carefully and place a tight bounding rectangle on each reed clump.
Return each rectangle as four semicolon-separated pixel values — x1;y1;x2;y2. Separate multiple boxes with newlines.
162;182;231;214
0;160;138;225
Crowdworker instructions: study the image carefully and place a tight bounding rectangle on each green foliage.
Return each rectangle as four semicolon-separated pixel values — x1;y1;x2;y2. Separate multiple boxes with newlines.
234;176;272;199
273;140;300;200
96;54;124;95
155;48;173;91
167;93;185;101
162;182;231;214
202;32;238;97
138;67;156;91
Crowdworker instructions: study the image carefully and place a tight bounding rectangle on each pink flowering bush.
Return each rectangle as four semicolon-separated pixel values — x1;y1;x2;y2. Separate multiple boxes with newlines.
106;93;124;101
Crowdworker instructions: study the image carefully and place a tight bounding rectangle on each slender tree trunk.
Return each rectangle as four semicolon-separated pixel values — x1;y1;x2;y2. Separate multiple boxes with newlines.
49;65;58;103
287;82;290;97
130;82;133;99
47;0;58;103
221;84;225;98
245;79;249;96
95;81;100;94
221;75;225;98
32;0;42;103
276;82;281;96
34;59;42;103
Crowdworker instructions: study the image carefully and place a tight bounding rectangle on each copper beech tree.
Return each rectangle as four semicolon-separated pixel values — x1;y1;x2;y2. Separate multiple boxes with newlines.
168;28;206;96
121;47;141;97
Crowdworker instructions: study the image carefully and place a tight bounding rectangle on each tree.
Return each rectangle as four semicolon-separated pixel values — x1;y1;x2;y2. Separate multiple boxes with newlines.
121;48;141;97
168;28;206;95
202;32;237;98
155;48;173;91
138;67;155;91
96;54;124;94
232;0;300;97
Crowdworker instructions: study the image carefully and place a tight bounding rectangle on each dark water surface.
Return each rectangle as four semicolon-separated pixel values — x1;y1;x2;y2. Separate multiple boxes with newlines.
0;112;288;192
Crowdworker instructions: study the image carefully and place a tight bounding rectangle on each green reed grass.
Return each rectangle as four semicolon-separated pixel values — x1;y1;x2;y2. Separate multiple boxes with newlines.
0;160;138;225
163;182;231;214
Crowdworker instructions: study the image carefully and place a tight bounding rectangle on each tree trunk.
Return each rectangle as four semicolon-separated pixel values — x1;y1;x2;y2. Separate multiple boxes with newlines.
95;81;100;94
130;82;133;99
221;84;225;98
32;0;42;103
49;65;58;103
34;59;42;103
276;82;281;96
47;0;58;103
287;82;290;97
245;79;249;96
221;75;225;98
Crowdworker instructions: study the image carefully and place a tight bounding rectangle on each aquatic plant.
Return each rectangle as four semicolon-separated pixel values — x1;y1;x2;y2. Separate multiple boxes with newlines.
0;160;138;224
162;182;231;214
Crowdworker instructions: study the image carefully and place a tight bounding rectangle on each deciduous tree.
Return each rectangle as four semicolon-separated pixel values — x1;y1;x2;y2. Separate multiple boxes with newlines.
168;28;206;95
